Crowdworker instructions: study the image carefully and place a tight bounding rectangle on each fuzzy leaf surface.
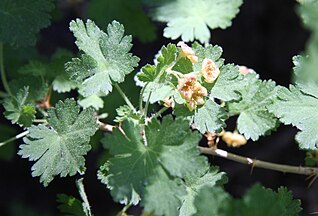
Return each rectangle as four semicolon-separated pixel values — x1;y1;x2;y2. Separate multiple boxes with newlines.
179;166;227;216
66;19;139;97
137;44;178;103
152;0;243;43
269;84;318;149
18;99;98;186
227;73;279;141
193;184;301;216
3;87;35;127
98;116;207;212
0;0;54;46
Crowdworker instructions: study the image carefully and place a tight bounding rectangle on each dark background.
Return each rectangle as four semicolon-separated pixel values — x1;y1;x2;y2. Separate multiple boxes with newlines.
0;0;317;215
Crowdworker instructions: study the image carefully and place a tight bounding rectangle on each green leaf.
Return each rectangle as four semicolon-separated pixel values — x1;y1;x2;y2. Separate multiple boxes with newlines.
0;0;54;46
66;19;140;97
87;0;156;42
193;99;227;133
236;184;302;216
52;74;78;93
180;166;227;216
194;186;233;216
192;42;224;72
114;105;143;124
18;99;98;186
142;167;186;216
152;0;243;43
56;194;86;216
3;87;36;127
227;73;279;141
98;116;207;211
78;94;104;110
137;44;178;103
269;84;318;149
174;99;227;134
193;184;301;216
210;63;246;101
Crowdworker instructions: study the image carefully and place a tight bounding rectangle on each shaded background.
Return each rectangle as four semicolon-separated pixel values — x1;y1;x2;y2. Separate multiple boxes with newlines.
0;0;316;215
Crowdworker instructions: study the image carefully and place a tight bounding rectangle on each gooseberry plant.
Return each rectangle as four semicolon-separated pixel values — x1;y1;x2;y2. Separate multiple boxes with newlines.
1;0;318;215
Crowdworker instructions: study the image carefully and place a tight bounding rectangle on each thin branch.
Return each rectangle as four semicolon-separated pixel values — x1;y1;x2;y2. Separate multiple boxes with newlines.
0;130;29;148
199;147;318;176
97;120;114;132
139;83;148;112
33;119;48;123
76;178;92;216
151;106;169;120
114;84;136;112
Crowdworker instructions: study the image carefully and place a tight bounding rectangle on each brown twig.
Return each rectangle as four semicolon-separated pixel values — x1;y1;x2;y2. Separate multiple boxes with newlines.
199;147;318;176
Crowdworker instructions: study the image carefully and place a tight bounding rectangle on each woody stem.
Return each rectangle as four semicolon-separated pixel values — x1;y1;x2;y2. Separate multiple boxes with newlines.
199;147;318;176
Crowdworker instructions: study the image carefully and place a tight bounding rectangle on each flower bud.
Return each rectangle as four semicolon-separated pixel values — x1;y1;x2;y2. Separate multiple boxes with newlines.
177;41;198;63
201;58;220;83
222;131;247;147
239;66;254;75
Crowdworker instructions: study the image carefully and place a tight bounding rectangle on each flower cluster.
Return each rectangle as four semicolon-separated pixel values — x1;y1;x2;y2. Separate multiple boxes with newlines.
177;41;198;63
200;58;220;83
177;73;207;111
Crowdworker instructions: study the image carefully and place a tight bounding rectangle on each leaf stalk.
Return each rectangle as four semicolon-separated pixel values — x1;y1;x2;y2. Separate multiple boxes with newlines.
0;42;13;96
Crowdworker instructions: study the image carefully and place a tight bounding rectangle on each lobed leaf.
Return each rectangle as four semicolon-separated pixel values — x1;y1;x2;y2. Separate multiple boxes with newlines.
227;73;279;141
0;0;54;46
98;116;208;214
18;99;98;186
152;0;243;43
269;84;318;149
3;87;36;127
66;19;140;97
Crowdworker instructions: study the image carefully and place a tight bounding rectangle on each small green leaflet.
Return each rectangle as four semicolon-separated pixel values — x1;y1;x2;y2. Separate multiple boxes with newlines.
98;116;207;214
227;73;279;141
78;94;104;110
269;84;318;149
193;184;301;216
193;99;227;134
18;99;98;186
0;0;54;47
66;19;140;97
3;87;36;128
152;0;243;43
56;194;86;216
180;166;227;216
137;44;179;103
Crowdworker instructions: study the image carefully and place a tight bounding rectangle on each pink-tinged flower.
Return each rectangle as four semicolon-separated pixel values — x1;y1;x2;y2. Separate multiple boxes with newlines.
222;131;247;147
200;58;220;83
163;97;174;108
177;73;207;111
239;66;254;75
177;41;198;63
